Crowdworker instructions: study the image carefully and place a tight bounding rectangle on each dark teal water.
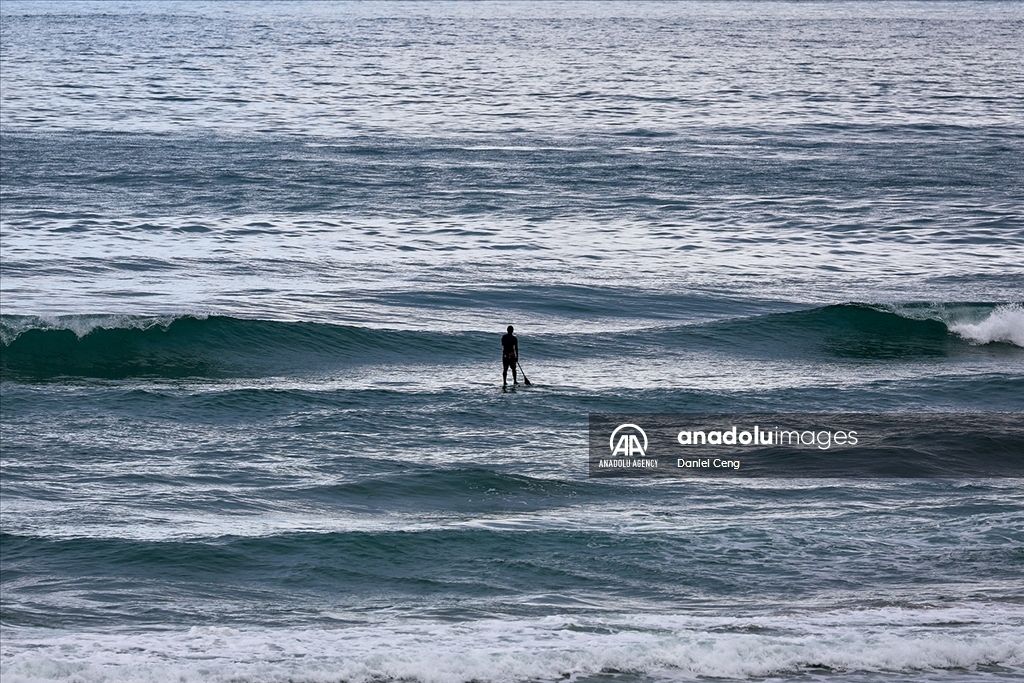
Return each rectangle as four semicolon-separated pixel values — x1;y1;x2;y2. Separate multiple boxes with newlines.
1;2;1023;681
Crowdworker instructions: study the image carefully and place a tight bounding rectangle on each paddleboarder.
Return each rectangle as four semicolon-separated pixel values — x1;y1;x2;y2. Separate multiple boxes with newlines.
501;325;519;387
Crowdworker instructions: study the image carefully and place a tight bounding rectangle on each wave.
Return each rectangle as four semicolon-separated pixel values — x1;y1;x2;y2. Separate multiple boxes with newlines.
1;610;1021;683
2;303;1020;380
303;468;592;514
668;302;1024;359
949;303;1024;346
0;315;491;380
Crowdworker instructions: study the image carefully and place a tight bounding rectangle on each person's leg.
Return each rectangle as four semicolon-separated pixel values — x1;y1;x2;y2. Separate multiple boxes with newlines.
502;359;510;386
511;362;518;384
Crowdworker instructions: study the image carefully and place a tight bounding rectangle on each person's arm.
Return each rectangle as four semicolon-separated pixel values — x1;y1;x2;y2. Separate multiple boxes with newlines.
514;338;519;359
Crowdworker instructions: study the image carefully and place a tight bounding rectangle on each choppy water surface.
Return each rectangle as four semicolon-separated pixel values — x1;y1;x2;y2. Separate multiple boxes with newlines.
1;2;1023;682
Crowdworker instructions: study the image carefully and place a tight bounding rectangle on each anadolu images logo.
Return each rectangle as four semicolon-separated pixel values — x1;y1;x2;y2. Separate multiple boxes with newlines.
610;424;648;457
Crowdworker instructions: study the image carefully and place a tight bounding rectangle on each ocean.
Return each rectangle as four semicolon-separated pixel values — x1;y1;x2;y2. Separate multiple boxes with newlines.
1;1;1023;681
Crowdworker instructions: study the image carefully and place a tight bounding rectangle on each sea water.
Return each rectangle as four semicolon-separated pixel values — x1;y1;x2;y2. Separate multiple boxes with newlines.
1;2;1023;681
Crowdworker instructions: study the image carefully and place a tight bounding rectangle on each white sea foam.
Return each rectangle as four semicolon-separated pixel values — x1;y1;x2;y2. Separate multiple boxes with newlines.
2;608;1022;683
949;304;1024;347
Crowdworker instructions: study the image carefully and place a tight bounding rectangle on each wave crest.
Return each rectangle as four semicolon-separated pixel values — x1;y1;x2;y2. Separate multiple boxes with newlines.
0;313;196;347
949;303;1024;347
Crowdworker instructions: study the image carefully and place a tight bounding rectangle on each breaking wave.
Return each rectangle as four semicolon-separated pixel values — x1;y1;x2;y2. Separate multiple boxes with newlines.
949;303;1024;347
0;315;490;379
2;303;1019;380
2;608;1022;683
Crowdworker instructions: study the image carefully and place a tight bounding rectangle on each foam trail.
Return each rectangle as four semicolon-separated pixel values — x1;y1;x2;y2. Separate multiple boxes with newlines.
2;610;1023;683
950;304;1024;347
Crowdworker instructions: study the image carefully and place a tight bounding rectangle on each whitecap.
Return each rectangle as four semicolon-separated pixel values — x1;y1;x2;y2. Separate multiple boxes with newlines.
950;303;1024;347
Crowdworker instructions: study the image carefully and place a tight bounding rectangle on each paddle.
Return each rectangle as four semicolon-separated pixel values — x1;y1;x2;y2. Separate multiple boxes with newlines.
517;359;532;386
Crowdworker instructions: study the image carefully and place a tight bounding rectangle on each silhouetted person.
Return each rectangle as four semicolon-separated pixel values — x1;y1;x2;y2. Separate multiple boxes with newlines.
501;325;518;387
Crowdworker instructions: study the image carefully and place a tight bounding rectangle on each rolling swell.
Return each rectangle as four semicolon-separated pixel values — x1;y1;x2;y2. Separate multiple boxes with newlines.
653;302;1024;360
2;303;1020;380
0;315;490;380
303;469;594;513
4;481;1023;630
